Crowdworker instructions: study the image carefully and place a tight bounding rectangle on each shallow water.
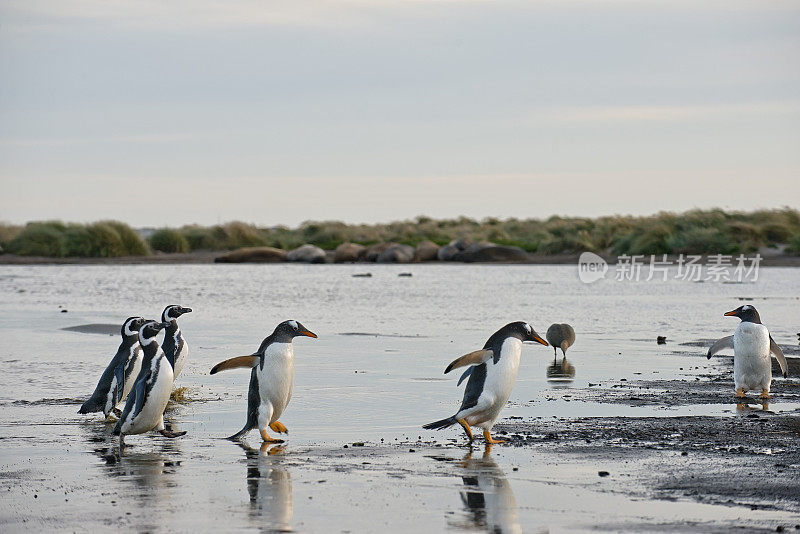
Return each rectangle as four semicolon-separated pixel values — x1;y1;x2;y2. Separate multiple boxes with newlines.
1;264;799;531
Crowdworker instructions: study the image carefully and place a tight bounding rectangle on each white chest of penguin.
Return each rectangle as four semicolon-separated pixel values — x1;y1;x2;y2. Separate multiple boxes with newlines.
257;342;295;410
483;338;522;400
126;352;173;433
733;322;770;382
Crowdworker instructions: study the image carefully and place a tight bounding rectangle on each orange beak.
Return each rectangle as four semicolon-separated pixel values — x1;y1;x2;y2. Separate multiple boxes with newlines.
298;329;318;338
532;334;548;346
724;310;738;317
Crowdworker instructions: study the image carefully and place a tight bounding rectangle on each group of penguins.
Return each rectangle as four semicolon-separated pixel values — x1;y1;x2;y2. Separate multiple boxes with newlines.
78;303;790;448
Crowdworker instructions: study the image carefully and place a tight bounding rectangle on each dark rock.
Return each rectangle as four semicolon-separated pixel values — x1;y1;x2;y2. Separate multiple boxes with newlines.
334;242;366;263
398;273;412;277
287;244;326;263
364;242;399;262
437;239;472;261
414;240;440;262
214;247;286;263
376;244;414;263
352;273;372;278
598;471;610;477
453;243;530;263
657;336;667;344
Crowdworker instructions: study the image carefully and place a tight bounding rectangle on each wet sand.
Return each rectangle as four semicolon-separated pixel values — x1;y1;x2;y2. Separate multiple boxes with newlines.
2;356;799;532
2;264;799;532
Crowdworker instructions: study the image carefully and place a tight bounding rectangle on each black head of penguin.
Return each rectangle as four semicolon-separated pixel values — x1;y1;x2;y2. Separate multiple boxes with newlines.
490;321;549;347
724;305;762;324
121;316;146;339
271;320;318;343
139;320;168;344
162;305;192;323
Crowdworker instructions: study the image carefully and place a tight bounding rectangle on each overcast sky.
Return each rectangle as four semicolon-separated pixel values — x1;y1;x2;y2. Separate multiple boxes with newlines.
1;1;798;227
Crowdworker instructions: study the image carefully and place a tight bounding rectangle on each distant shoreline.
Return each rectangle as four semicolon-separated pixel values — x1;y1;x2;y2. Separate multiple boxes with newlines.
3;251;800;267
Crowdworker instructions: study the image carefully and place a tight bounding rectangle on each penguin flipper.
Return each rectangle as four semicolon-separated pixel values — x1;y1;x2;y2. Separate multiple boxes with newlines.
113;382;139;435
769;336;789;378
706;336;733;359
112;362;126;406
444;349;493;374
131;374;149;420
457;367;473;386
210;355;260;375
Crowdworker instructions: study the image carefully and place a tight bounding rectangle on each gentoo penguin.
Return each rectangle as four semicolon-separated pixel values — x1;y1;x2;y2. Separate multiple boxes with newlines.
209;320;317;442
78;316;147;418
707;305;788;398
113;320;187;446
546;323;575;357
160;305;192;378
423;322;548;444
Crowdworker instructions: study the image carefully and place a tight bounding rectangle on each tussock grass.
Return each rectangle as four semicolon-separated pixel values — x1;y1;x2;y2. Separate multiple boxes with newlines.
2;208;798;257
4;220;150;257
170;386;192;403
149;228;190;253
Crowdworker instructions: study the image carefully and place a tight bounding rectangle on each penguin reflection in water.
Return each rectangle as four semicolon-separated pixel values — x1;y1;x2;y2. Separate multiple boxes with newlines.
210;320;317;442
707;305;788;399
114;320;187;447
239;442;292;530
451;447;522;534
424;322;549;444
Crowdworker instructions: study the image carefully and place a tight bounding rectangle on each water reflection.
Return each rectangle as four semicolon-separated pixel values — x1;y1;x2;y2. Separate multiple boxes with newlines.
239;442;293;532
546;355;575;383
736;401;770;412
449;446;522;534
81;421;183;507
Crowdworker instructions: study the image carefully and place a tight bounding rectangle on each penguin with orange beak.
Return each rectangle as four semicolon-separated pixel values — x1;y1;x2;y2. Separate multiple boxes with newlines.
707;305;788;398
423;321;549;444
210;320;317;442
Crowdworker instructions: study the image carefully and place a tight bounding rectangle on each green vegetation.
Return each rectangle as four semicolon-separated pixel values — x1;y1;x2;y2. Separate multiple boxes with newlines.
149;228;190;253
2;220;150;257
2;208;799;257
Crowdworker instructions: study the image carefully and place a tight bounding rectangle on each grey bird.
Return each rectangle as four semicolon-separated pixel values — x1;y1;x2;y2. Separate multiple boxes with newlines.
546;323;575;357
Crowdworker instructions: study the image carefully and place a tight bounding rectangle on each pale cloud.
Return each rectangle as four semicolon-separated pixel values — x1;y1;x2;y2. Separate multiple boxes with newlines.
4;0;799;31
541;101;800;124
2;0;391;29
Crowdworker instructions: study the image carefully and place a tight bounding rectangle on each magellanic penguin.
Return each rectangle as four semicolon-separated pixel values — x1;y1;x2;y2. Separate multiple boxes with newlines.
113;320;187;446
423;322;549;444
707;305;788;398
210;320;317;443
160;305;192;378
78;316;147;419
546;323;575;357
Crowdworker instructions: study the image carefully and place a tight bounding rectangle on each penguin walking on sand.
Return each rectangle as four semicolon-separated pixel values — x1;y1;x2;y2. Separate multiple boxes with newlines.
423;322;549;444
707;305;788;398
160;305;192;378
546;323;575;358
78;316;147;419
114;320;187;447
210;320;317;442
